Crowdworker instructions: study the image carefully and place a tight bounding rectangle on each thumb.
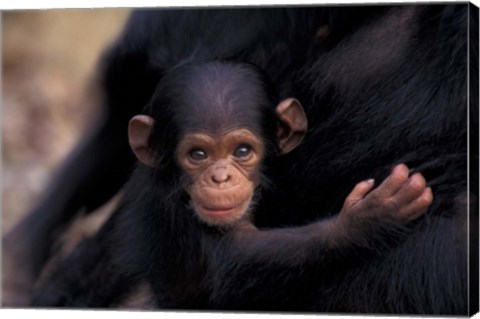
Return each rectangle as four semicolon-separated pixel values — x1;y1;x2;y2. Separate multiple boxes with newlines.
343;179;375;208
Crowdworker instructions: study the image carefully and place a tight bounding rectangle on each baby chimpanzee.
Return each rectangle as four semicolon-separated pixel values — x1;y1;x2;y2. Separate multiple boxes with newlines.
32;60;432;310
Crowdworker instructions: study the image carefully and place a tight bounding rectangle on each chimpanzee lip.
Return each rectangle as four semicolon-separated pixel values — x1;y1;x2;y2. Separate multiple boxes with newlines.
201;206;236;217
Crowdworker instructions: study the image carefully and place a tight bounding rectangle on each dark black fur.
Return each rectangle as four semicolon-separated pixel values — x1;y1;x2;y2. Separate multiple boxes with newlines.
7;4;478;315
31;60;418;310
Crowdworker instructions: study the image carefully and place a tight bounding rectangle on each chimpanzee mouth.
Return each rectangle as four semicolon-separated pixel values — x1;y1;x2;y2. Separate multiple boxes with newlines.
201;206;236;217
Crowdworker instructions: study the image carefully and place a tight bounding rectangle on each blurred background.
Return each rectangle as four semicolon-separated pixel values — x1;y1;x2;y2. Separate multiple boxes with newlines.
2;8;130;304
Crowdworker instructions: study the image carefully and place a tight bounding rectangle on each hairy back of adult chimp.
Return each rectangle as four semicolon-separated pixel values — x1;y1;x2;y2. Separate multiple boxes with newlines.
212;5;478;315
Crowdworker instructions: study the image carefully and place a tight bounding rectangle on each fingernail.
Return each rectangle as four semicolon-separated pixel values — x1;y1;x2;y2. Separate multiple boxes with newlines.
365;179;375;185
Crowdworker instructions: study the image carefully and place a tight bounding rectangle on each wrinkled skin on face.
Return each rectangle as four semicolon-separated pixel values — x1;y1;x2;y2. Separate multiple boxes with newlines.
177;129;264;226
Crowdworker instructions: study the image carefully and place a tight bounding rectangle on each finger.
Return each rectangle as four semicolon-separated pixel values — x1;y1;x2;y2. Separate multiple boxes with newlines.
399;187;433;220
374;164;409;198
343;179;375;208
392;173;427;204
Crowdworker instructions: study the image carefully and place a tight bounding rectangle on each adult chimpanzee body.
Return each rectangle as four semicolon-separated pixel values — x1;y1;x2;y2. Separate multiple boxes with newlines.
5;4;478;315
31;60;431;309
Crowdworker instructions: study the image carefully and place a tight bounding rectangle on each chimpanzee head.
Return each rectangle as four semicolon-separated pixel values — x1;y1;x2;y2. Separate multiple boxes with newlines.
128;61;307;227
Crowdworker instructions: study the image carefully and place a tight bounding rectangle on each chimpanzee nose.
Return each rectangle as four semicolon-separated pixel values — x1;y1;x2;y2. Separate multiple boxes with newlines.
211;168;231;184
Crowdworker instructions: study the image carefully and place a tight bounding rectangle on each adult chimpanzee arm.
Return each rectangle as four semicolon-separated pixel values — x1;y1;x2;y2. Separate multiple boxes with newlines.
30;212;141;308
3;18;159;289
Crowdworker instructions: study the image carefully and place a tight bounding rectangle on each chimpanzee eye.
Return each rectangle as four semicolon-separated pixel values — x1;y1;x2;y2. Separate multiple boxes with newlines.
233;144;253;159
189;149;208;161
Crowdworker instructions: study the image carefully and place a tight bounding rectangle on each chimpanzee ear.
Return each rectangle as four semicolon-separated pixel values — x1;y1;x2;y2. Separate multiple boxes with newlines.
128;115;156;167
276;98;308;154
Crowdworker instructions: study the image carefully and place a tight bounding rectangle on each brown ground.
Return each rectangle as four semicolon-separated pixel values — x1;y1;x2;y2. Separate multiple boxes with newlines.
2;9;130;307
